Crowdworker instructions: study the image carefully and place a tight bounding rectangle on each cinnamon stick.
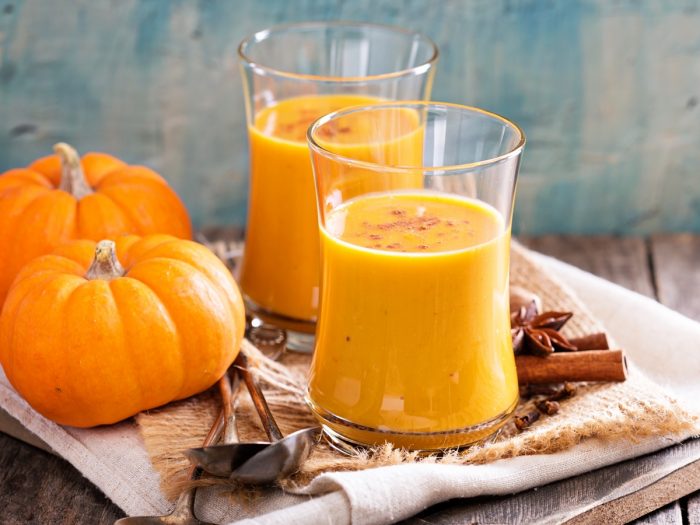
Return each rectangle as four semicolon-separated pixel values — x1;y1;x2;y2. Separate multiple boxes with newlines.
516;349;627;384
569;332;609;351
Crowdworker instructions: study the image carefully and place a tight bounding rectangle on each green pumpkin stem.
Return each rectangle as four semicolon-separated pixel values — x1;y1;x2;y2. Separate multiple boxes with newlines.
54;142;94;199
86;240;125;281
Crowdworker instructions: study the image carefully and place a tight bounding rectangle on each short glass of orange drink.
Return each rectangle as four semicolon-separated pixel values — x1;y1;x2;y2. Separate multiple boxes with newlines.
307;102;526;451
237;23;438;351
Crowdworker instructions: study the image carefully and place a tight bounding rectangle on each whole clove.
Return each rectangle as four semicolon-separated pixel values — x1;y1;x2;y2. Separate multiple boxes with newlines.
520;383;564;398
514;410;540;431
548;382;577;401
515;382;575;431
519;382;577;400
535;399;560;416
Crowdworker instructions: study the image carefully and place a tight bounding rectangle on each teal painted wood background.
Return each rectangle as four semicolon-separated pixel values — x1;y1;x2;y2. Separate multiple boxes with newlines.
1;0;699;234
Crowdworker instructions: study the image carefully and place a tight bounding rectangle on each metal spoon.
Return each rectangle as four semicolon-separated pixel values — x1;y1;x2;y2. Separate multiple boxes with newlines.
231;353;320;484
188;353;320;484
115;376;230;525
184;327;288;477
184;366;269;477
115;327;289;524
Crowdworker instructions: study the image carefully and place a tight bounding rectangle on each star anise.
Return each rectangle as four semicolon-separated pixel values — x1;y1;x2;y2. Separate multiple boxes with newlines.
511;301;577;356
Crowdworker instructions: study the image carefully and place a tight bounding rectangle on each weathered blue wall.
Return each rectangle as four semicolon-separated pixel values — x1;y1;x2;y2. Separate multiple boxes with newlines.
1;0;699;234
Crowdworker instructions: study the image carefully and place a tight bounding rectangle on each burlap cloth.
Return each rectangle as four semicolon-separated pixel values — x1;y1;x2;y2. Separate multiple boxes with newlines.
136;243;699;500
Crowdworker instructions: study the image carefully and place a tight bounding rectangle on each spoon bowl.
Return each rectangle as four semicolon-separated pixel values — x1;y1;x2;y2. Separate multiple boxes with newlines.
184;442;270;478
230;426;320;484
186;353;320;483
114;403;226;525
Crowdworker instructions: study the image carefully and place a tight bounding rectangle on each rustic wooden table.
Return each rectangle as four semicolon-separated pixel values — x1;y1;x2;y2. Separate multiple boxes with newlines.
0;234;698;525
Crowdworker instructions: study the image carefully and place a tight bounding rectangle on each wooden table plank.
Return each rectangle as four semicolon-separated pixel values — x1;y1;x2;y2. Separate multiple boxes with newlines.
402;442;700;525
0;433;124;524
632;504;684;525
688;496;700;525
650;234;700;524
520;235;656;298
567;460;700;525
522;235;700;525
650;234;700;322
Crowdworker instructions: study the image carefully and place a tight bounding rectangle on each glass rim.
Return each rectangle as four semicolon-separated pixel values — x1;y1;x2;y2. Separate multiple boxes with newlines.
307;101;527;174
238;21;439;83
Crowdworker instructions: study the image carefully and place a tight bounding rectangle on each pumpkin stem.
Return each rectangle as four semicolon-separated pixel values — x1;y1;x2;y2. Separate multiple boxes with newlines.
54;142;94;199
86;240;125;281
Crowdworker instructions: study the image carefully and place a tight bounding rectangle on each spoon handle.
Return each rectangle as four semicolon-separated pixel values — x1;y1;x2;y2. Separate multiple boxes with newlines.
223;369;242;443
218;370;233;443
167;375;227;519
190;378;228;477
234;352;284;442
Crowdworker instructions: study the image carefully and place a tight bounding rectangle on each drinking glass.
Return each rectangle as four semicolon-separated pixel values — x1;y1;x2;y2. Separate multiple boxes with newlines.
306;102;525;451
238;22;438;351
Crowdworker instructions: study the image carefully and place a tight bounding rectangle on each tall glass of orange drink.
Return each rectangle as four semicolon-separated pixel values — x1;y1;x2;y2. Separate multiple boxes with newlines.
307;102;526;451
238;23;437;350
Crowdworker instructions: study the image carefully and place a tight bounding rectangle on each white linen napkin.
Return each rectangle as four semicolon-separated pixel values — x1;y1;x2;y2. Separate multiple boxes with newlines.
0;250;698;524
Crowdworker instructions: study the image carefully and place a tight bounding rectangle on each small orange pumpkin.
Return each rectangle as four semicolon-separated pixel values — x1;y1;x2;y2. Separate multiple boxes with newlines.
0;143;192;305
0;235;244;427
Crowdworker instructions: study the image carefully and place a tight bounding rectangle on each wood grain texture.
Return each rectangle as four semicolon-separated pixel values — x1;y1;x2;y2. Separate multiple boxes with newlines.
1;0;699;234
633;504;683;525
567;460;700;525
652;235;700;523
688;494;700;525
650;234;700;322
402;442;700;525
520;235;656;297
0;433;124;524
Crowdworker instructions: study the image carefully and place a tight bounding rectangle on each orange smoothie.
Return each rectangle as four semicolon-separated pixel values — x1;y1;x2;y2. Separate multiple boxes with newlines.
308;191;518;450
240;95;422;326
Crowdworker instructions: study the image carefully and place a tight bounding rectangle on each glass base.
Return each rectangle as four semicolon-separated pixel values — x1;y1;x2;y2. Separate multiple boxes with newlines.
244;296;316;353
307;395;518;453
286;331;316;352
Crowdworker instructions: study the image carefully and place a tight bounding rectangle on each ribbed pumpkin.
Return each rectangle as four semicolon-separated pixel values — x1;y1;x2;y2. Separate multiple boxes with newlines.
0;143;192;306
0;235;244;427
